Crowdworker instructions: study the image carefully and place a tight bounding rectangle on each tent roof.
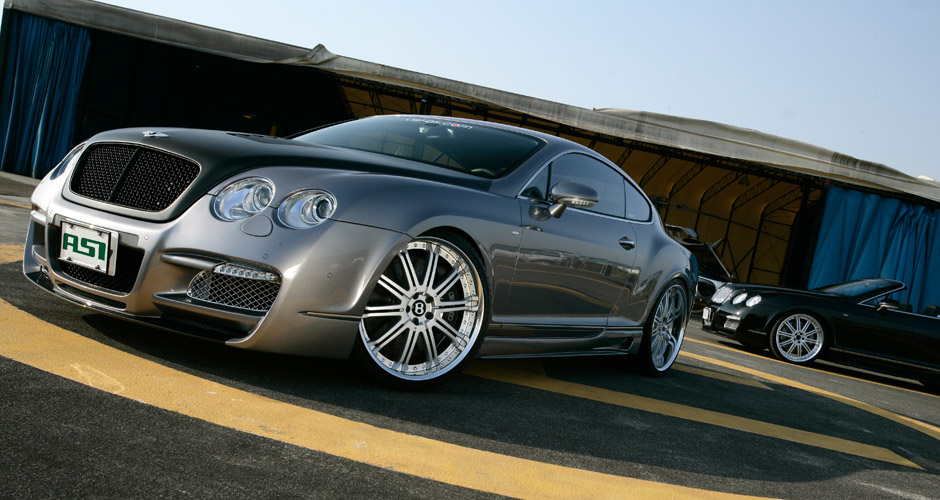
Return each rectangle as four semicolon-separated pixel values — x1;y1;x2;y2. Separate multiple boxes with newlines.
7;0;940;204
287;45;940;204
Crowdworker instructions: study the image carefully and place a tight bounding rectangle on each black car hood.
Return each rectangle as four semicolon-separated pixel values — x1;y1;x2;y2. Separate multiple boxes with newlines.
65;127;490;222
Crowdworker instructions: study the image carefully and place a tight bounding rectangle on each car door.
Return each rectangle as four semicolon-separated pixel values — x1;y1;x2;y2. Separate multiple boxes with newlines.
835;300;940;368
501;153;637;331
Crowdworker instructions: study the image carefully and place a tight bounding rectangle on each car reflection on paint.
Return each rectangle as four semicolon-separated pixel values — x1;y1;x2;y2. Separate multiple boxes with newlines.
23;115;695;389
702;278;940;389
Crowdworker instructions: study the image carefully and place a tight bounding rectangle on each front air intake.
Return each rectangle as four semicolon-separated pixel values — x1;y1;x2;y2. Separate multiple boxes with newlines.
187;265;281;312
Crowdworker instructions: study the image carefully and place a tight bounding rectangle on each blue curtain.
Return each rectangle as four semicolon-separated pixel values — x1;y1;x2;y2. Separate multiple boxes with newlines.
809;186;940;312
0;11;90;178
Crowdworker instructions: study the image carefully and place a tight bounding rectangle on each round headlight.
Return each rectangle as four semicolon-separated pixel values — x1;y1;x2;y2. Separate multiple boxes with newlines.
731;292;748;305
213;177;274;221
745;295;762;307
278;190;337;229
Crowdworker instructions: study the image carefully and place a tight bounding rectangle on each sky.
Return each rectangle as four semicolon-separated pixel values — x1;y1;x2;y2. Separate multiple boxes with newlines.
4;0;939;182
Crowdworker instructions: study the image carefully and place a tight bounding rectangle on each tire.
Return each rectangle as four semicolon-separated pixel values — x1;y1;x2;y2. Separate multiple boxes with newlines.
769;312;826;364
635;280;688;375
354;235;488;390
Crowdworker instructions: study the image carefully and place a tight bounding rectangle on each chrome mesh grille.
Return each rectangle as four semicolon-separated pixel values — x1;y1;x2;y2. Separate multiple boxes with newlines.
187;270;280;312
70;144;200;211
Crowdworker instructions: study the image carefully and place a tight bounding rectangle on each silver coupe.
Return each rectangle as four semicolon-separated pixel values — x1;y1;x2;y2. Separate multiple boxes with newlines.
24;115;695;389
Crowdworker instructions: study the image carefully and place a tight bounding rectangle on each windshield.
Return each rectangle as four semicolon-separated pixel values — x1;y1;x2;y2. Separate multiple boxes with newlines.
817;279;901;297
293;116;544;178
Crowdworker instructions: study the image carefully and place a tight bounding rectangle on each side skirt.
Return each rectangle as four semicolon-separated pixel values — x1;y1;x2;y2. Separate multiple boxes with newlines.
478;326;642;358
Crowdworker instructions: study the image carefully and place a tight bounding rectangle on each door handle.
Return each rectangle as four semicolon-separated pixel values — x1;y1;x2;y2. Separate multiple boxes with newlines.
522;225;543;232
619;237;635;250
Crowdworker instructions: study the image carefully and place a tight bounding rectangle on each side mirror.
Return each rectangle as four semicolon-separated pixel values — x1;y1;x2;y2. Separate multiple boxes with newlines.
548;181;598;218
876;299;899;313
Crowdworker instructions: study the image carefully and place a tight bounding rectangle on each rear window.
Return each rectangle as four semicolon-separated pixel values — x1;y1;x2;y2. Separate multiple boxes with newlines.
293;116;544;178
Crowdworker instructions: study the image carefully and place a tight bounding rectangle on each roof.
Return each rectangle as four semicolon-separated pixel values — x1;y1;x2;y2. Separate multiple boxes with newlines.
6;0;940;204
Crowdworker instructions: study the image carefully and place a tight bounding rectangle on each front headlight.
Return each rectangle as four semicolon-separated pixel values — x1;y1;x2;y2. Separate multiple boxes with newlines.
43;143;87;183
745;295;762;307
731;292;748;305
277;189;337;229
213;177;274;221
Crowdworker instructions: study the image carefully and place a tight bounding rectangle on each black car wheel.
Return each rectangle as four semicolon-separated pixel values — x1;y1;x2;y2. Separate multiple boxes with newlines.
636;280;687;375
355;235;488;389
769;312;826;364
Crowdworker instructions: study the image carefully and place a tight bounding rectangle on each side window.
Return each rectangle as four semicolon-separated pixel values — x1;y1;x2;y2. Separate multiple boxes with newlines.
520;165;549;200
550;154;626;218
624;178;652;221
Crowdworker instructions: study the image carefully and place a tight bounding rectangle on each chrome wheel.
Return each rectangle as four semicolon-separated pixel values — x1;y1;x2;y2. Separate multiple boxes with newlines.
771;313;825;364
358;237;485;385
638;281;687;374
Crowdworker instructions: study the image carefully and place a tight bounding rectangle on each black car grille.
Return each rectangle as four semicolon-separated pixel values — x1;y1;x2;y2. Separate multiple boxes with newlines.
70;144;200;211
50;226;144;294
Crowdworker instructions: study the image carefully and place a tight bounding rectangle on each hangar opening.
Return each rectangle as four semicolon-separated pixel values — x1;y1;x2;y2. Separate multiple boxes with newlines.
2;0;938;310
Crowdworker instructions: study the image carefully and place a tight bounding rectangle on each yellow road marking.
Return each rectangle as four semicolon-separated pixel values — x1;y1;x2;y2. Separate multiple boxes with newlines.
680;351;940;443
0;199;30;209
0;298;763;500
686;336;939;399
0;244;24;264
673;364;771;390
465;361;920;469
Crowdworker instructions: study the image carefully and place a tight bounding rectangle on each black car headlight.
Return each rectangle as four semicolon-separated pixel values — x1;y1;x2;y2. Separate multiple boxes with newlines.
277;189;337;229
213;177;275;221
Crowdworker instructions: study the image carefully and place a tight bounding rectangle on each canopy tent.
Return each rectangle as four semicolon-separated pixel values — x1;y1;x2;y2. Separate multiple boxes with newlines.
1;0;937;298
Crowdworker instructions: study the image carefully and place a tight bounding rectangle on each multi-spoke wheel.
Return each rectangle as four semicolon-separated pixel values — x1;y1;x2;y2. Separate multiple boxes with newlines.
355;235;488;389
769;313;826;364
636;280;687;375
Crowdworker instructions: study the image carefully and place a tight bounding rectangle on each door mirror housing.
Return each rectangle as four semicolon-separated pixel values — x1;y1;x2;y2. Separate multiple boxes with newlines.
548;181;598;218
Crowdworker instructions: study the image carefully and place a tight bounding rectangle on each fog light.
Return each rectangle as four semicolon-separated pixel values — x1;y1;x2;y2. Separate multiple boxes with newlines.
725;315;741;331
214;264;279;282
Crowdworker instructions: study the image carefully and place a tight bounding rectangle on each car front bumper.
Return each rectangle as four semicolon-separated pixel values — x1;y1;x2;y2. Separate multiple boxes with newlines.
701;303;776;347
23;189;408;358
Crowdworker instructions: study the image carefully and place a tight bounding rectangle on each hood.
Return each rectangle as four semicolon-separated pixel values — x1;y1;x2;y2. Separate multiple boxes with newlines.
64;127;490;222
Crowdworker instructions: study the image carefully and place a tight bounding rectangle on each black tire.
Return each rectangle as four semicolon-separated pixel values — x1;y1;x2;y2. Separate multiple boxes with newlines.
768;312;826;365
635;280;688;375
354;234;489;390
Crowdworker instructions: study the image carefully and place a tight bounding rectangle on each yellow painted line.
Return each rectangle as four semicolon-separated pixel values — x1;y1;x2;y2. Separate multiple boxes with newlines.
680;351;940;443
0;244;24;264
0;298;764;500
466;361;920;469
673;363;771;390
687;336;940;399
0;199;30;209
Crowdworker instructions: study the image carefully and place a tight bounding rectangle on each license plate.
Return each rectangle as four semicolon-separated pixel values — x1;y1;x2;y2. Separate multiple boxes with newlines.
60;220;117;275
